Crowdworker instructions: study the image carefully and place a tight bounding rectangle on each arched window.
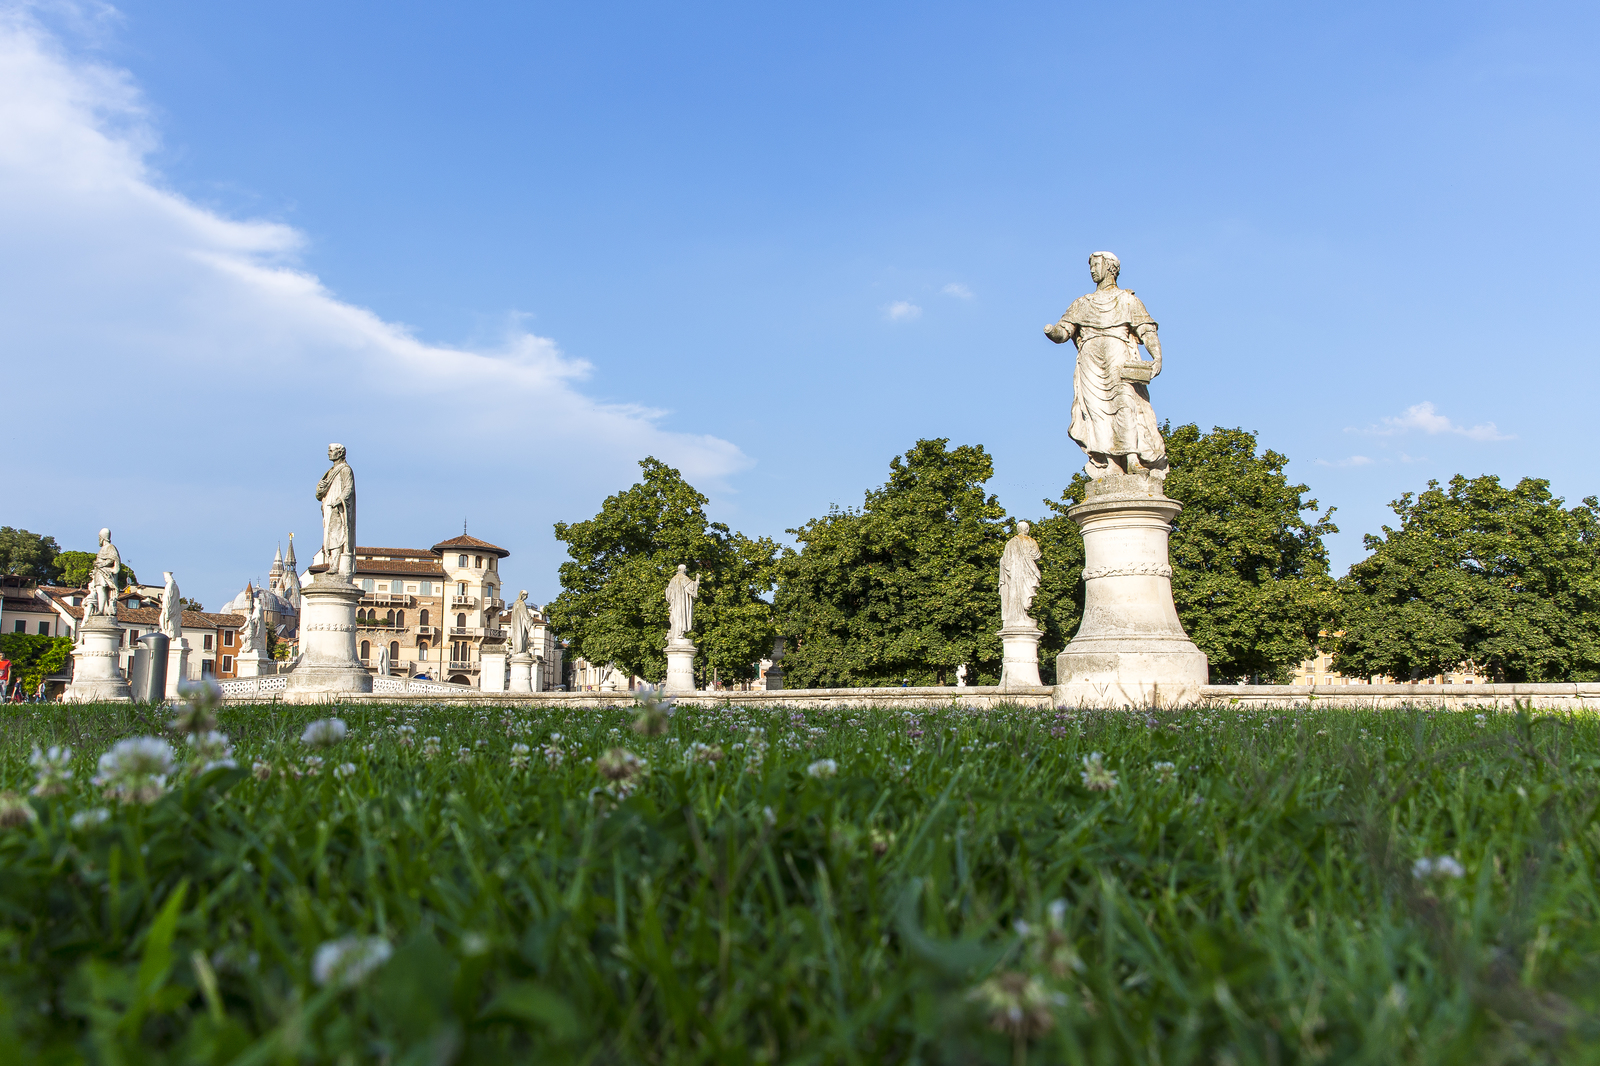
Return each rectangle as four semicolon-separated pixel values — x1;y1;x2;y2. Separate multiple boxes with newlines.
389;641;400;662
418;642;429;660
457;613;466;628
419;609;429;627
360;640;370;660
397;610;405;628
386;609;395;627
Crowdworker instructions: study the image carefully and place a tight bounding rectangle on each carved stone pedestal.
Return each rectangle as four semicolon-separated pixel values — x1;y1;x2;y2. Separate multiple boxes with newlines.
65;615;132;703
999;624;1044;689
1053;474;1208;709
283;573;370;702
508;653;534;693
165;638;190;699
236;651;273;678
663;637;696;695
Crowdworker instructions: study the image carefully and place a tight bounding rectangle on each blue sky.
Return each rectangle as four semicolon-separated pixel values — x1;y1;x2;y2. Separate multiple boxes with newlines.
3;1;1597;610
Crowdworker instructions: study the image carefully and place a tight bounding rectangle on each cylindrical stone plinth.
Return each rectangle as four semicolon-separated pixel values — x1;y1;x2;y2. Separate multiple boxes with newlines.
65;615;132;703
1054;475;1208;709
508;653;534;693
166;639;190;699
283;574;371;702
999;624;1044;689
663;638;696;695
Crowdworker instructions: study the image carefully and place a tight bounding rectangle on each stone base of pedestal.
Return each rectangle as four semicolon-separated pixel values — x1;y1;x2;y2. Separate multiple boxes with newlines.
507;653;534;693
283;573;370;702
999;624;1044;690
480;649;508;692
663;638;696;695
235;652;274;678
65;616;132;703
165;640;190;699
1050;473;1208;710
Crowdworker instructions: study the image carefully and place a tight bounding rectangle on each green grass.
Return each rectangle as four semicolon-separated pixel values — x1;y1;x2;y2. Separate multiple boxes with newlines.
1;698;1599;1064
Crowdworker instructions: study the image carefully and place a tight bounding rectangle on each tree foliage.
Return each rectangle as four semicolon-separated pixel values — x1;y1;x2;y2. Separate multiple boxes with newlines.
54;550;136;589
1031;425;1338;683
775;439;1009;687
548;458;777;685
0;528;61;581
0;634;73;693
1333;475;1600;682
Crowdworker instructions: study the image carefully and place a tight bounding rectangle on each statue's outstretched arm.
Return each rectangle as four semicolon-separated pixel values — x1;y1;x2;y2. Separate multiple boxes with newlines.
1044;319;1076;344
1136;324;1162;376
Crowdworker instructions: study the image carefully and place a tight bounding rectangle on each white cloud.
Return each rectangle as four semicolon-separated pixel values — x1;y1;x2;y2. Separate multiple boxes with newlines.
940;282;973;299
1314;455;1375;468
1355;401;1514;442
0;7;747;605
884;300;922;321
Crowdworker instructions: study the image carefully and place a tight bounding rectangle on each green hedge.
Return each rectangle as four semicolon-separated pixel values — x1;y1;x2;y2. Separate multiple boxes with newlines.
0;634;72;694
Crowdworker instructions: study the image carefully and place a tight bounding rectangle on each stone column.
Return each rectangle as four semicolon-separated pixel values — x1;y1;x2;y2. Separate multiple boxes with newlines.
64;616;132;703
165;638;190;699
507;652;534;693
999;624;1044;689
480;647;507;692
283;571;371;701
663;637;696;695
1053;474;1208;709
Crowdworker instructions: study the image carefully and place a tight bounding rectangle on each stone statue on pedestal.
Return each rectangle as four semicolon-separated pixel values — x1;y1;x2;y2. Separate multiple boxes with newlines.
315;443;357;578
84;528;121;621
508;590;536;655
1044;251;1168;482
238;592;265;657
376;641;390;677
159;571;183;641
999;521;1043;628
665;565;700;640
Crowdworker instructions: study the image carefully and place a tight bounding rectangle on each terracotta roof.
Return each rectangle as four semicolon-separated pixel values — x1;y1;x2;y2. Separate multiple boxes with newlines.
431;534;510;558
355;559;448;577
4;597;53;613
355;547;442;560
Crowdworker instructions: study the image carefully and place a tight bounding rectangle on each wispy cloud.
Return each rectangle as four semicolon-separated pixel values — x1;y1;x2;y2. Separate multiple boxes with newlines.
884;300;922;321
1352;401;1514;441
1314;455;1375;468
940;282;973;299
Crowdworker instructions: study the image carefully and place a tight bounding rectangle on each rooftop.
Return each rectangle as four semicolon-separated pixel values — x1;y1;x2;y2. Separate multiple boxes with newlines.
431;534;510;558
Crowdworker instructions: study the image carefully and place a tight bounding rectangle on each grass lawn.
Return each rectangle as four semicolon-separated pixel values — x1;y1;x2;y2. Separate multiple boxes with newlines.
1;695;1597;1064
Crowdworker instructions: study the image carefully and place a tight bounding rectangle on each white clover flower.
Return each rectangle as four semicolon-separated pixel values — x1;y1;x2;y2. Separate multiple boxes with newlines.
762;805;776;828
251;761;273;781
1151;760;1177;784
69;807;111;830
303;756;325;776
509;743;531;770
300;718;348;749
29;745;73;797
422;736;442;760
1079;752;1118;792
1474;714;1488;727
311;936;392;988
457;747;474;764
94;737;175;805
685;742;724;770
1413;855;1466;881
806;758;838;779
333;763;358;779
188;731;235;772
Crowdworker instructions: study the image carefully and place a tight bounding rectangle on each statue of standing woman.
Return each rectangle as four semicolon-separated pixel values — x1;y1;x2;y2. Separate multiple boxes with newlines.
84;528;121;621
1044;251;1168;481
508;590;536;655
665;564;700;641
999;521;1043;628
316;443;357;578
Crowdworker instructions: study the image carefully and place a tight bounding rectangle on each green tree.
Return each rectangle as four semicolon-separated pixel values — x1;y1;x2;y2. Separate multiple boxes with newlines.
0;634;73;694
775;439;1009;687
548;458;777;685
179;596;205;613
1333;475;1600;682
0;528;61;581
55;551;136;589
1031;424;1338;683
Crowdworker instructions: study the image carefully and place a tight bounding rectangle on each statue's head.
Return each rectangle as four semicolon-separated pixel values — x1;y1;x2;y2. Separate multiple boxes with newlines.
518;589;528;601
328;443;346;461
1088;251;1121;284
163;571;174;584
1017;520;1031;536
98;527;110;545
676;563;687;573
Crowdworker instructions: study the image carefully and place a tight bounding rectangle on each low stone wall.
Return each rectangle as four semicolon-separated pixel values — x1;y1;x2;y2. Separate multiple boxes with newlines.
217;679;1600;711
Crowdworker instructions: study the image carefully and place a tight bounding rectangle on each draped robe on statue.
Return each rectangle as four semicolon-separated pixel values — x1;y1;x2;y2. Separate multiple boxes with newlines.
1058;287;1165;475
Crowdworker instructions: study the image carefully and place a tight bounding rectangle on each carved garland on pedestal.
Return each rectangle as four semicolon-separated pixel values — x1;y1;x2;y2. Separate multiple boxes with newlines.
1081;564;1173;581
304;622;355;633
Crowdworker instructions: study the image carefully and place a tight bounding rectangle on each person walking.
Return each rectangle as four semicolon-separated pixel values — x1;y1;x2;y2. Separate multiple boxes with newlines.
0;653;11;701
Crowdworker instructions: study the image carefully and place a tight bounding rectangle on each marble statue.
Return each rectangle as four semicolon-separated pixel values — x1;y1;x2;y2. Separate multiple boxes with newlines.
955;663;968;688
665;564;700;640
508;590;536;655
238;592;265;657
999;521;1043;628
83;528;121;621
376;640;390;676
1044;252;1168;481
315;443;357;577
159;571;183;641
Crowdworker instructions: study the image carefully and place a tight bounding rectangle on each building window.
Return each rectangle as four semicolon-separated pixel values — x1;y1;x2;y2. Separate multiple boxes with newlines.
487;585;496;601
407;585;417;593
201;659;214;677
386;609;395;627
11;620;21;633
389;641;400;662
204;634;213;650
457;613;466;629
390;580;403;594
457;582;466;596
362;578;375;592
420;581;432;595
360;640;370;659
221;655;233;672
38;621;49;635
458;555;468;567
419;642;429;660
223;630;234;647
419;609;429;627
397;610;405;628
475;555;483;568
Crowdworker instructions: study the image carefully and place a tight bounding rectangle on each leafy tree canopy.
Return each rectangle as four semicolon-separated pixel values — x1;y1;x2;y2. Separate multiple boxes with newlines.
775;439;1009;687
548;458;777;684
0;528;61;581
1031;424;1338;682
1333;475;1600;683
179;597;205;613
0;634;73;694
55;551;136;590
